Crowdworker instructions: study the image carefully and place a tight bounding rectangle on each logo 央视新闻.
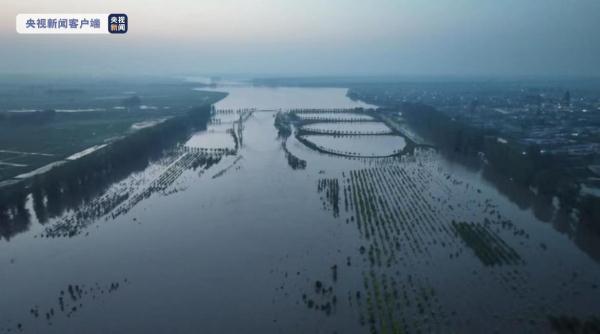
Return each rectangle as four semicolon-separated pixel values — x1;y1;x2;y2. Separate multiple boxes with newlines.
108;14;127;34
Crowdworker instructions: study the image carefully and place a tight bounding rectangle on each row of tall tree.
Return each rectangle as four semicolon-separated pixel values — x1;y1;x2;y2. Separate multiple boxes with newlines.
400;103;599;228
0;105;212;239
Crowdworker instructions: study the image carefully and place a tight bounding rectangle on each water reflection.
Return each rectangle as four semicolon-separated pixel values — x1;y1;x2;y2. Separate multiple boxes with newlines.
0;115;202;241
482;162;600;261
441;150;600;261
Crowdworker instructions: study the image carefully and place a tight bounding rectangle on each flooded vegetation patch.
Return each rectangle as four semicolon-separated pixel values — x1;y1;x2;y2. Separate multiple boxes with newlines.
283;141;307;170
274;112;292;138
41;150;221;238
548;315;600;333
305;158;463;332
451;221;523;266
301;279;338;316
1;279;129;333
275;112;307;169
357;270;445;334
307;148;556;331
317;178;340;217
108;152;221;219
212;155;243;179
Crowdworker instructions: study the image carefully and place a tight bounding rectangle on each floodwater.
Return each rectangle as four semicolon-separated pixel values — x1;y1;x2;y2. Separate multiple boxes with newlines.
185;132;235;150
199;86;375;110
1;85;600;333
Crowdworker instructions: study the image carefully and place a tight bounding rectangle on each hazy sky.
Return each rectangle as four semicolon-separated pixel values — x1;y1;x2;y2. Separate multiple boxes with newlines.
1;0;600;77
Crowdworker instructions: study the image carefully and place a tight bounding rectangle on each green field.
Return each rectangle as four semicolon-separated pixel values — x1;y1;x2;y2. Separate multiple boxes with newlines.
0;78;226;181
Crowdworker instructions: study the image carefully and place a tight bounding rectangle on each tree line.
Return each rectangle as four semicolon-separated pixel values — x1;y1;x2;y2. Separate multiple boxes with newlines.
399;103;600;229
0;105;212;238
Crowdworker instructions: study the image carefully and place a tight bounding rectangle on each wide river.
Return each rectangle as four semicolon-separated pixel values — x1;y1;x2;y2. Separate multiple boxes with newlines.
1;85;599;333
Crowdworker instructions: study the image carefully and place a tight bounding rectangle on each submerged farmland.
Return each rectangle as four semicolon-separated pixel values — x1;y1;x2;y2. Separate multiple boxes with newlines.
1;86;599;334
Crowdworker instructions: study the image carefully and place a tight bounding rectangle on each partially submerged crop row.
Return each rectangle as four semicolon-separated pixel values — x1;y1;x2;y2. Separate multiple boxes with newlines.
318;178;340;217
43;150;222;238
318;150;533;332
451;221;522;266
111;151;221;218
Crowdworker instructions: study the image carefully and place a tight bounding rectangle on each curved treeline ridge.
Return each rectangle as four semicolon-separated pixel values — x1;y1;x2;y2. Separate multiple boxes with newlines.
297;127;393;136
0;105;213;238
288;108;371;113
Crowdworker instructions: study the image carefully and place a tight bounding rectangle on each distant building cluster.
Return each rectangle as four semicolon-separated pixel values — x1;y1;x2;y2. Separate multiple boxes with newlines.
440;93;600;158
349;82;600;194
